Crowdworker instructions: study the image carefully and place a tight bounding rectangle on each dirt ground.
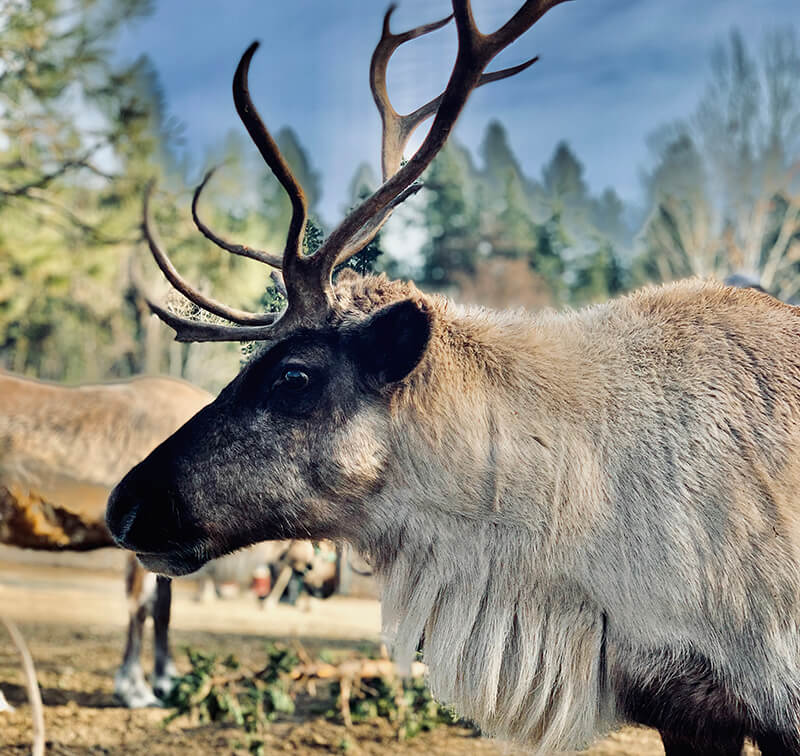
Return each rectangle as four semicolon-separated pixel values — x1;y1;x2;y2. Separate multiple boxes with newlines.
0;549;758;755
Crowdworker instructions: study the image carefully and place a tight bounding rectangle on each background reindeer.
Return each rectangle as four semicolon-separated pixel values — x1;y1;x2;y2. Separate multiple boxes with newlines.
0;370;212;706
102;2;800;754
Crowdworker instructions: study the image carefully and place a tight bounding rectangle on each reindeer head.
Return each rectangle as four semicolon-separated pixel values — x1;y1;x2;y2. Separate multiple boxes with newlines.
107;1;568;576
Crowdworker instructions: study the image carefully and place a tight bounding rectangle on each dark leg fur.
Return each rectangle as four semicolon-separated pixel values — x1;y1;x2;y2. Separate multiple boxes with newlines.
152;576;176;699
615;644;751;756
614;638;800;756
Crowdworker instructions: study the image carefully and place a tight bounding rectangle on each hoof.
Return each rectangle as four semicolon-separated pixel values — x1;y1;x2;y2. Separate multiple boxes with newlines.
152;675;176;701
114;668;161;708
153;660;178;701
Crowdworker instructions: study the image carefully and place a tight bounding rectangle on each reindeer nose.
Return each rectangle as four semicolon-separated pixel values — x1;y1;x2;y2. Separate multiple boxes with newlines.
105;478;141;548
106;462;166;549
105;459;209;555
106;464;177;552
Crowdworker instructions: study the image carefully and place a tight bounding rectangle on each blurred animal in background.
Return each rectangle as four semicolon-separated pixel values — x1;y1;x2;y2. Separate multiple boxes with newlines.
0;372;336;711
0;371;209;707
192;543;279;602
259;540;338;607
0;371;342;708
192;539;337;605
0;371;212;551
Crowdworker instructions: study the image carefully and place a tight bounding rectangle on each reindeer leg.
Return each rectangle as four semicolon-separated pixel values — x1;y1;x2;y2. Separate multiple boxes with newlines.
152;575;177;700
114;555;160;707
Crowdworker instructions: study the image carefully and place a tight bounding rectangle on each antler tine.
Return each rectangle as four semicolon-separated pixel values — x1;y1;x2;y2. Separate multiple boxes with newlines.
233;42;312;303
270;270;288;299
192;168;283;268
482;0;571;52
311;0;565;290
371;5;539;181
129;245;277;342
145;299;278;343
370;5;453;180
384;56;539;176
142;182;277;326
336;183;423;265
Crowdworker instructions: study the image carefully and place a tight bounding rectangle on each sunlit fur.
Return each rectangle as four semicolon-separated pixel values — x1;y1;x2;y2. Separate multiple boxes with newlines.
110;273;800;752
338;275;800;752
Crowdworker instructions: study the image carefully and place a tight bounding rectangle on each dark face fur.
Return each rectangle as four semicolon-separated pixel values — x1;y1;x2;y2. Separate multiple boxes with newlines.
106;298;432;576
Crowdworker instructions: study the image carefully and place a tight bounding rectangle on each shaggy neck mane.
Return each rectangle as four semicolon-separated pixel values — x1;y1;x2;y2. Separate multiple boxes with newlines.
355;292;614;753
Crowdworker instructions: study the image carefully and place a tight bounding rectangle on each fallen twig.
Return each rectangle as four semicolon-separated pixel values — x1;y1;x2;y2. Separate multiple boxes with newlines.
289;658;427;682
1;616;45;756
290;657;427;728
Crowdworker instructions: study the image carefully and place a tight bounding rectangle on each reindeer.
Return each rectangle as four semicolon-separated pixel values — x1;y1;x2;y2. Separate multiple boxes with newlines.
104;2;800;754
0;371;212;707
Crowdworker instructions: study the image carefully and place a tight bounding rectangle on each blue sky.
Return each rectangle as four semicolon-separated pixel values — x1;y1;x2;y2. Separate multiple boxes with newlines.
114;0;797;226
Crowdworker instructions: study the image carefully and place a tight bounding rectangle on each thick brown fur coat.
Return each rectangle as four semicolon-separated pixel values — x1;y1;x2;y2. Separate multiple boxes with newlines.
345;276;800;751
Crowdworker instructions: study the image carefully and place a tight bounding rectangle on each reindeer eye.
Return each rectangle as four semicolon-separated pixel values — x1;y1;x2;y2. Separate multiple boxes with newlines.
266;365;319;416
282;369;309;390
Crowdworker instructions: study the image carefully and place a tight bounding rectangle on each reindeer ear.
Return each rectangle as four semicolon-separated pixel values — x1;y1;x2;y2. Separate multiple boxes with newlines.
352;299;433;386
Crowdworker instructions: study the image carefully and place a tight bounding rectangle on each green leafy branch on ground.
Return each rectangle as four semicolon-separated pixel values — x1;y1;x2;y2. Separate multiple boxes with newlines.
163;642;470;750
329;671;459;740
163;644;297;745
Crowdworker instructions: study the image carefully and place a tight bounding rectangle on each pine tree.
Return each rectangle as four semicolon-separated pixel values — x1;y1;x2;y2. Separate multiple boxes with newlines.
0;0;161;380
419;142;480;287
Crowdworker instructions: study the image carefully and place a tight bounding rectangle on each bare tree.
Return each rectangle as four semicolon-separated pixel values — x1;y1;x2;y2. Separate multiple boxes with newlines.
639;29;800;298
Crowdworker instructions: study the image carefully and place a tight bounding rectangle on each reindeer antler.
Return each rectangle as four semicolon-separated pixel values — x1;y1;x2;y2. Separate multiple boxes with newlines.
142;0;570;343
191;168;282;269
370;4;539;181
